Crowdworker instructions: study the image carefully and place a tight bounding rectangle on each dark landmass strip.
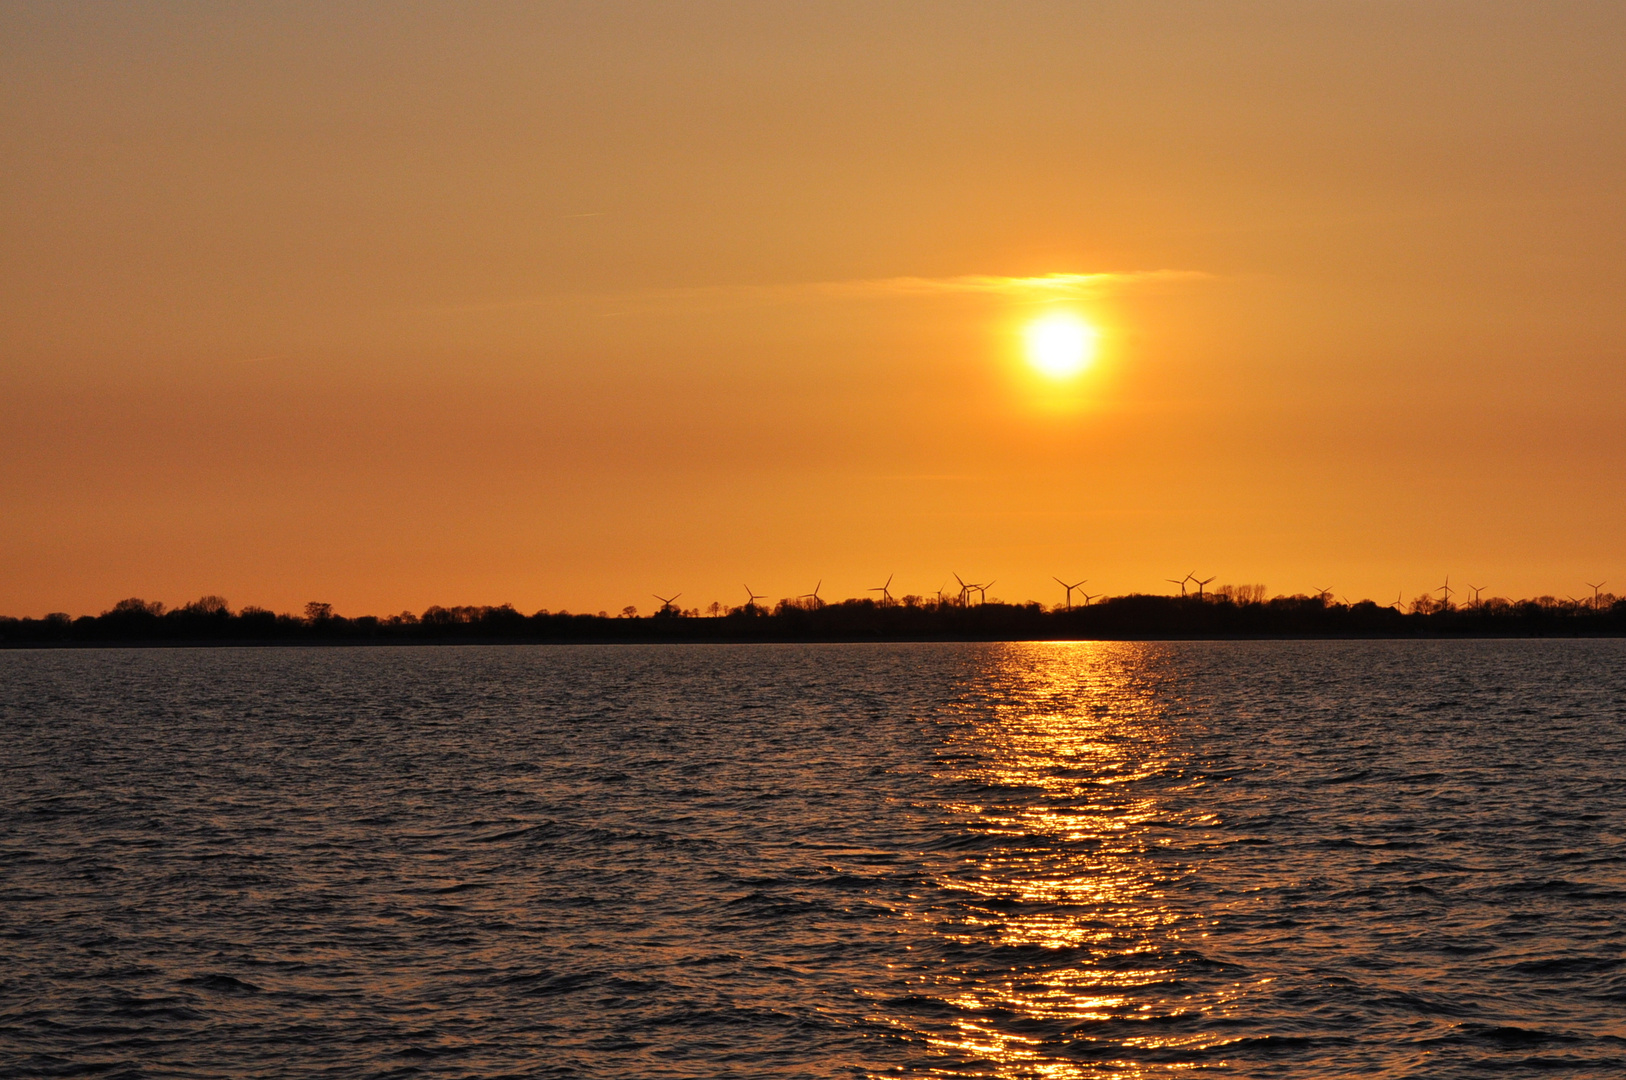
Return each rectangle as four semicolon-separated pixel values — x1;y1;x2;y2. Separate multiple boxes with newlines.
4;593;1625;646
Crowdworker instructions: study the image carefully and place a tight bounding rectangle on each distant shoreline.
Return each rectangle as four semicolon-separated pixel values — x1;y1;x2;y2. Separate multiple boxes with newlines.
7;635;1626;650
6;593;1624;647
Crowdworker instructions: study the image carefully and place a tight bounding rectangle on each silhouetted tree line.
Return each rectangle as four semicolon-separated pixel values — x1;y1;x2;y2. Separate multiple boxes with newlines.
4;590;1625;646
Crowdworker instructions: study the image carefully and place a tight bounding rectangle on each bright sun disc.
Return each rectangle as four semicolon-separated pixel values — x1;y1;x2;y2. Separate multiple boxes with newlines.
1024;313;1097;378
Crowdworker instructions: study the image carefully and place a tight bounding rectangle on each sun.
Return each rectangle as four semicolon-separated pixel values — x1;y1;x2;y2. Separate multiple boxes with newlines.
1023;312;1098;379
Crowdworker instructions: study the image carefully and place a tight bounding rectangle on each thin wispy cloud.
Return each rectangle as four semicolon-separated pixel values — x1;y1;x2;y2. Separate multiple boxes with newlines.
433;270;1207;315
806;270;1208;298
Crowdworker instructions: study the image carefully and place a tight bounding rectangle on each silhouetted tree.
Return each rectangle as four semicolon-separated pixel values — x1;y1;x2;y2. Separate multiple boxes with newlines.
1409;595;1442;615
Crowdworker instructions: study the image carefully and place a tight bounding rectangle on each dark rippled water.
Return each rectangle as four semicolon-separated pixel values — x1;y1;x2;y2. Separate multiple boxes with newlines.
3;642;1625;1078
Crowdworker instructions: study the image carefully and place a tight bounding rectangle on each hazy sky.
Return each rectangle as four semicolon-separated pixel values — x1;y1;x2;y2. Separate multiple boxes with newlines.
3;1;1624;616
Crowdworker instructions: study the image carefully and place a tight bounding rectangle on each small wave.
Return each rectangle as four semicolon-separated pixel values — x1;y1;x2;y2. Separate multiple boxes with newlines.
469;823;549;843
1498;877;1626;900
1425;1023;1583;1048
1507;956;1622;976
178;973;261;995
496;969;602;997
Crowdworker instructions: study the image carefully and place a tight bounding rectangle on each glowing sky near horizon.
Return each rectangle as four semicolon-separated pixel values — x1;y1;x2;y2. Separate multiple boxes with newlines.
1;2;1624;616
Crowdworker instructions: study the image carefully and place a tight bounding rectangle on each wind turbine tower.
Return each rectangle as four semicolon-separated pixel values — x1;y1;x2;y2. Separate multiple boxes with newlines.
1053;577;1087;610
868;574;896;607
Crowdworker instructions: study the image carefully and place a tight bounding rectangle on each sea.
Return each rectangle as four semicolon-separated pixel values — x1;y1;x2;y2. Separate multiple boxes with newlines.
2;641;1623;1078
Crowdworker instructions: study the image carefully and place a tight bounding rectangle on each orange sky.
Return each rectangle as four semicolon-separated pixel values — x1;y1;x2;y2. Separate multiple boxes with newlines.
3;2;1624;617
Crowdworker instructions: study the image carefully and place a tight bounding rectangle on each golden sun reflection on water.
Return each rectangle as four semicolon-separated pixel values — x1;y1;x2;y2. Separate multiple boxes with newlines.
897;642;1229;1078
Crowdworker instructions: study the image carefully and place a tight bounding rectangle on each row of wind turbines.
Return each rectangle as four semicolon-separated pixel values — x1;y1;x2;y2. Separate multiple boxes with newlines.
653;571;1105;615
1426;575;1610;610
651;573;1613;616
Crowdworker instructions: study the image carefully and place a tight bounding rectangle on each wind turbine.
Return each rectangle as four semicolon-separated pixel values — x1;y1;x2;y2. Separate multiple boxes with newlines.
977;580;995;605
1312;584;1332;603
1392;590;1405;611
1053;576;1087;610
1465;583;1485;607
798;580;824;609
1080;591;1101;606
1191;575;1215;600
1166;574;1191;597
652;592;682;613
1436;575;1452;609
953;572;972;607
742;584;765;612
868;573;896;607
1587;580;1608;611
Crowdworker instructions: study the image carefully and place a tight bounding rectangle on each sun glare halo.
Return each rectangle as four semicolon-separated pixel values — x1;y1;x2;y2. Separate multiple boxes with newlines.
1024;313;1098;379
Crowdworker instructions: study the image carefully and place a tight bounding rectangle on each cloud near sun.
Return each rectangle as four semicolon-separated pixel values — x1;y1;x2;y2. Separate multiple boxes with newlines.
805;269;1209;300
657;268;1210;308
435;270;1207;314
